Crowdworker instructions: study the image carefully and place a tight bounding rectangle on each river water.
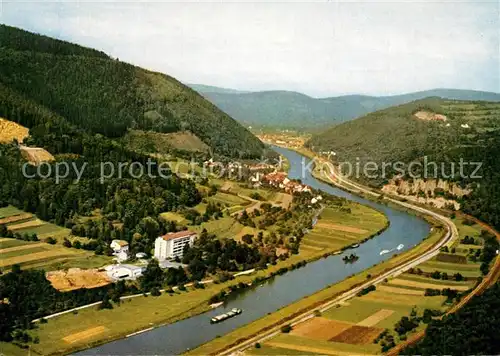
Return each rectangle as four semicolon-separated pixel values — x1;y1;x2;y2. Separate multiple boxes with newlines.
80;146;429;355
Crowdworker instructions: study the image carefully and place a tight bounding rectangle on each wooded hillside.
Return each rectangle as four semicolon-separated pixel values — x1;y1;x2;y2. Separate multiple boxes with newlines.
307;98;500;231
0;24;264;159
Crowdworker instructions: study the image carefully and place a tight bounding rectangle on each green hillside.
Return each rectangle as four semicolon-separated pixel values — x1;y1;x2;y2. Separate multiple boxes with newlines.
0;25;264;159
307;98;500;230
193;86;500;130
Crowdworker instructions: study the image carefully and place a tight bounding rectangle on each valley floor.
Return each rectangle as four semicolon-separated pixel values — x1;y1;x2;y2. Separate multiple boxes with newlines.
1;181;388;356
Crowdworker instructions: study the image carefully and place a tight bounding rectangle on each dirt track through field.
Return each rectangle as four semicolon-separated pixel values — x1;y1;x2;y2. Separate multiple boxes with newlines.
0;213;33;225
8;219;45;231
290;317;352;340
0;250;72;268
62;326;108;344
377;285;425;296
265;341;374;356
316;222;368;234
361;293;426;306
389;278;471;291
357;309;394;327
0;242;45;254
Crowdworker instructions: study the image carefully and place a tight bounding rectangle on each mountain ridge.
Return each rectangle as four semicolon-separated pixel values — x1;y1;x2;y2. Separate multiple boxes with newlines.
190;85;500;129
0;25;265;159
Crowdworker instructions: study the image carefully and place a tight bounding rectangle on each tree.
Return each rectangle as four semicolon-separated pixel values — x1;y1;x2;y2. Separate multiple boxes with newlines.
281;324;292;333
140;259;165;292
99;294;113;310
241;234;253;244
45;236;57;245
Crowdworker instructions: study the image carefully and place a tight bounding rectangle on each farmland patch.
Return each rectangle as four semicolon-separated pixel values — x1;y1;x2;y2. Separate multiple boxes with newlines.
357;309;395;327
330;325;384;344
436;253;467;264
62;326;108;344
290;317;352;341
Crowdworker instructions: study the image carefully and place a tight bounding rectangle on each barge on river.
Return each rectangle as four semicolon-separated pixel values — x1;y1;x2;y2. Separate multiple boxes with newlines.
210;308;242;323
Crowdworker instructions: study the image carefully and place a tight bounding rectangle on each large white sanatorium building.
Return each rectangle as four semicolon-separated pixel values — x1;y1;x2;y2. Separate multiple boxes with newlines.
154;231;197;260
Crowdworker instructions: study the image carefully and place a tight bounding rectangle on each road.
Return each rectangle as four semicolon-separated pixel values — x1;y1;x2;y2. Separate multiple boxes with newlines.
216;156;459;356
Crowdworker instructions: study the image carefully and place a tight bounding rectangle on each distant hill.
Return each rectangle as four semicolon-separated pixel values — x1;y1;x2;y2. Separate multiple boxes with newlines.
0;25;265;159
307;98;500;231
191;85;500;129
188;84;251;95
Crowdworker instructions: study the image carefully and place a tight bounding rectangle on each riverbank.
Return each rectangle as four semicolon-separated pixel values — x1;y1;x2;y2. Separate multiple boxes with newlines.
10;201;388;355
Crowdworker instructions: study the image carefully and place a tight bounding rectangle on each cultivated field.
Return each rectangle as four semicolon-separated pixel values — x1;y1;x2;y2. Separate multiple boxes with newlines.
0;238;109;272
300;204;387;255
0;117;29;143
0;206;71;241
0;206;111;271
249;333;379;356
331;324;384;344
62;326;109;344
290;317;352;341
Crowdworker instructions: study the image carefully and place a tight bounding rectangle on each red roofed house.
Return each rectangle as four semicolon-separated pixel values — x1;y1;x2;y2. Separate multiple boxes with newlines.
154;230;197;260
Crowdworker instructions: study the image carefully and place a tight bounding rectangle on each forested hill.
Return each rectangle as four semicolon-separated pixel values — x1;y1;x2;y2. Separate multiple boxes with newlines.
405;282;500;355
0;25;264;159
191;85;500;130
0;24;109;58
307;98;500;231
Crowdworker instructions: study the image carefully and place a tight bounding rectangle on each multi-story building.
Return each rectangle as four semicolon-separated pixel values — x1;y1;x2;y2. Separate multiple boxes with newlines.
154;230;197;260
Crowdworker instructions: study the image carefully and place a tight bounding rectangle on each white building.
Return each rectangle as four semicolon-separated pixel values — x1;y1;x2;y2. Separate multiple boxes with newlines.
110;239;129;253
154;231;197;260
110;239;129;262
105;264;144;280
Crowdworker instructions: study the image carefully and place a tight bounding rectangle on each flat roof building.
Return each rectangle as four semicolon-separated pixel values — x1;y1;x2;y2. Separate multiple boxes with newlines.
154;230;197;260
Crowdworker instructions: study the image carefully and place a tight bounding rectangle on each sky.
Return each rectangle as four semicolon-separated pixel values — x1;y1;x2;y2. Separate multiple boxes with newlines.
1;0;498;97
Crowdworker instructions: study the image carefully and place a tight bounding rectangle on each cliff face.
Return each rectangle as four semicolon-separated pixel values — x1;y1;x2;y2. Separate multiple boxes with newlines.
382;177;472;210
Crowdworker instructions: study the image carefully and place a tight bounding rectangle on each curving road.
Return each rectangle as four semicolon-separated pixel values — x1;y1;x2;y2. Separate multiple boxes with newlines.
218;153;459;356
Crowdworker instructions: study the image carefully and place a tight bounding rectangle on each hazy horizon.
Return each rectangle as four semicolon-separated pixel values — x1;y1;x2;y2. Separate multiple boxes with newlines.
2;0;498;97
188;83;500;98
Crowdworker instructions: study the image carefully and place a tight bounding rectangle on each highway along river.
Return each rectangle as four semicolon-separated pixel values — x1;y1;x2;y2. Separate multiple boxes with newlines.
80;146;430;355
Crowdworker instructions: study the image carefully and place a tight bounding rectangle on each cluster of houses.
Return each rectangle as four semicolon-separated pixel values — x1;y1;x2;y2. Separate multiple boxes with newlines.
256;171;312;194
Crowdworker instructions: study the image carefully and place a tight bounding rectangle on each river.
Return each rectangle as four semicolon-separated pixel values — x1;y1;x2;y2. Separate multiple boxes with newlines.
80;146;430;355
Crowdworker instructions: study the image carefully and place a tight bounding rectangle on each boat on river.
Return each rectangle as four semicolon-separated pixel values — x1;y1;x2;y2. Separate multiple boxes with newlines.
349;243;360;249
210;308;242;323
397;244;404;250
342;253;359;263
379;249;391;255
